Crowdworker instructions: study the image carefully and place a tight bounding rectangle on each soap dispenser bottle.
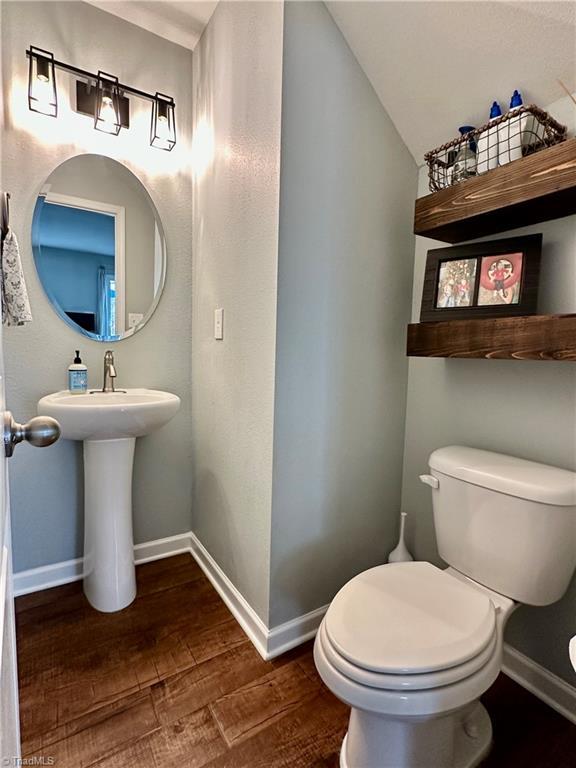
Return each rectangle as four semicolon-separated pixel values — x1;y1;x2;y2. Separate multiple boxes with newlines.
68;350;88;394
477;101;502;174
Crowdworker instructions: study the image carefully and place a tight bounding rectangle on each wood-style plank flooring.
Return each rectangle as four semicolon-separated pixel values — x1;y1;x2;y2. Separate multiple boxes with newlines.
16;554;576;767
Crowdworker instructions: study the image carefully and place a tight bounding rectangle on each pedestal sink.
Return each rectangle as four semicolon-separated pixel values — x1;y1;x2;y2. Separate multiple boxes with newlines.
38;389;180;612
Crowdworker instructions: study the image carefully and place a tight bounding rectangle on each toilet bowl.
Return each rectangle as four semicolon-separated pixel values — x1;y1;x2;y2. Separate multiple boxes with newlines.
314;447;576;768
314;562;515;768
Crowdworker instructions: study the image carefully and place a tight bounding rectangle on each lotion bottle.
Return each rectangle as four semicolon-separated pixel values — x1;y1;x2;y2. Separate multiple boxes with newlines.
68;350;88;394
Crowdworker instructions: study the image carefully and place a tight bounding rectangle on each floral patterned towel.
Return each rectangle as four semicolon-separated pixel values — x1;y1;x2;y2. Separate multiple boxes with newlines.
1;228;32;326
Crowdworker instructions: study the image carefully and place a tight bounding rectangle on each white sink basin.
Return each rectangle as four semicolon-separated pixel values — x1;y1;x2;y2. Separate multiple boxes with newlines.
38;388;180;441
37;387;180;614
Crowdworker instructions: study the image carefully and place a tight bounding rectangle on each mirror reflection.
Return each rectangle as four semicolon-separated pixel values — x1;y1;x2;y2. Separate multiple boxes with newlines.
32;154;166;341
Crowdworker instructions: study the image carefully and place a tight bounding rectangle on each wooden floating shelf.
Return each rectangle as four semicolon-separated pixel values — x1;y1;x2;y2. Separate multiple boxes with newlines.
414;138;576;243
407;314;576;361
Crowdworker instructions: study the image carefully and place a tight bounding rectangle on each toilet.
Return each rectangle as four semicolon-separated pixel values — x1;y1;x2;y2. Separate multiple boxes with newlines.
314;446;576;768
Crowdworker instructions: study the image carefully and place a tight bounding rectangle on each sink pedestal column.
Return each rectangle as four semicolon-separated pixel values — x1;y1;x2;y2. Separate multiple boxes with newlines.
83;438;137;612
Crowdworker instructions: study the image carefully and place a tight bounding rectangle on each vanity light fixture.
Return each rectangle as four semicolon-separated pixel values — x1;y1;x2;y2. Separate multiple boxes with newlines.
94;72;121;135
28;46;57;117
150;93;176;152
26;46;176;149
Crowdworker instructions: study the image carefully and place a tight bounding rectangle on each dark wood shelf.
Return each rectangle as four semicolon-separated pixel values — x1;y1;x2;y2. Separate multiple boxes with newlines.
414;139;576;243
407;314;576;361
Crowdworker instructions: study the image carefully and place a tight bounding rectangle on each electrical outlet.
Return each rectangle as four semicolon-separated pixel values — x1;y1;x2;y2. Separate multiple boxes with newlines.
128;313;144;329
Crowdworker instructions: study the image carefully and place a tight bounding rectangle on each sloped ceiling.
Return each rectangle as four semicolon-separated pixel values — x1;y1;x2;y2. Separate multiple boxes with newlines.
84;0;218;50
326;1;576;162
87;1;575;164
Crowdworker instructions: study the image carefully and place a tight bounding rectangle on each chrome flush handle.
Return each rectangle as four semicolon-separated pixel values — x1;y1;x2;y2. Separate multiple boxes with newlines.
3;412;60;458
419;474;440;489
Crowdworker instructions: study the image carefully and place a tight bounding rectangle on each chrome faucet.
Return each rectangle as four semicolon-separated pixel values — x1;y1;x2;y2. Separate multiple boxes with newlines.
90;351;126;394
102;350;117;393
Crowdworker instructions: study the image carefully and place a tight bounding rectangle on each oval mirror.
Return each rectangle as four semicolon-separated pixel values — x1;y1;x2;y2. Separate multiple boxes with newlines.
32;154;166;341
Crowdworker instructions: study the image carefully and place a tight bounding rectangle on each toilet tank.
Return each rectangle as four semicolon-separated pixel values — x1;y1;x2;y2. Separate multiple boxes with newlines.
424;446;576;606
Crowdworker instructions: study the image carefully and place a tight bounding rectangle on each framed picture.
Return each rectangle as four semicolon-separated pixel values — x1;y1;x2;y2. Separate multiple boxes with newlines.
419;234;542;322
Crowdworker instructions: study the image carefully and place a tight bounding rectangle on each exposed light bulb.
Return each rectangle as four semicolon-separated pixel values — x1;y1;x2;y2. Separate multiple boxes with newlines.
100;96;116;126
156;114;170;140
95;83;120;135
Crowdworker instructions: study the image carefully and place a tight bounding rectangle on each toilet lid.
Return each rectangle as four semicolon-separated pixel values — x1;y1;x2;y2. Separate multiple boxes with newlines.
325;562;496;675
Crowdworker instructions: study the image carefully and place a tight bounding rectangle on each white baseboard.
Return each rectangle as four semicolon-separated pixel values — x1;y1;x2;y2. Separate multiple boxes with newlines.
502;643;576;724
267;604;328;659
13;532;192;597
133;532;194;565
188;531;328;661
188;532;269;658
13;534;576;723
13;557;84;596
14;529;326;662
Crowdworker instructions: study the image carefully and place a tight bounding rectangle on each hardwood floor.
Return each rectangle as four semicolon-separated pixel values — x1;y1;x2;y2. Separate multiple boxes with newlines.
16;554;576;767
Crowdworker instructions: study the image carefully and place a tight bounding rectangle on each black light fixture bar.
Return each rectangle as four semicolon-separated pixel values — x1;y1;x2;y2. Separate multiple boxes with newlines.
26;47;176;149
25;49;175;107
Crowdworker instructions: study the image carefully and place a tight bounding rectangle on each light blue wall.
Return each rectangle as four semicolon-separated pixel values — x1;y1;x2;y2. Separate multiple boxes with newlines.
401;165;576;684
35;247;114;316
34;202;115;318
269;2;418;626
2;1;193;572
33;202;115;256
191;0;285;623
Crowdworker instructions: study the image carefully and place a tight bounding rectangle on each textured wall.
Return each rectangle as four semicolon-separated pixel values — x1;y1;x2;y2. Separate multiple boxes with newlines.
191;1;284;623
1;1;193;571
269;1;417;627
401;95;576;684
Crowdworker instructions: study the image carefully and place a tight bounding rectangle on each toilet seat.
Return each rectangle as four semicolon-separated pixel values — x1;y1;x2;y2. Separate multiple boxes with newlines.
325;561;496;675
314;616;503;719
314;561;506;718
318;621;498;691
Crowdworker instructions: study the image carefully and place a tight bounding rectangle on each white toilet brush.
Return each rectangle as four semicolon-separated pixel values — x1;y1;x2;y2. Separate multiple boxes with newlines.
388;511;413;563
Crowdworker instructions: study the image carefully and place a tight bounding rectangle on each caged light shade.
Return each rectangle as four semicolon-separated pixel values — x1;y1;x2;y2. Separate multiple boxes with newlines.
150;93;176;151
95;71;122;135
28;46;57;117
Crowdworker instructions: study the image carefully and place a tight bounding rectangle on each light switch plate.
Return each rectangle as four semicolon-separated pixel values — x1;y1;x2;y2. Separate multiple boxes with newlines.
214;308;224;340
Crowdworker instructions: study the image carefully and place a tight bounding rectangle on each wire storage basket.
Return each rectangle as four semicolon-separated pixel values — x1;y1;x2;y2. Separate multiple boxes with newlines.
424;106;567;192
